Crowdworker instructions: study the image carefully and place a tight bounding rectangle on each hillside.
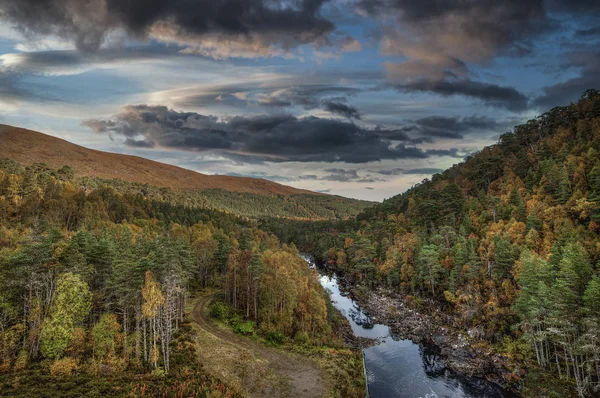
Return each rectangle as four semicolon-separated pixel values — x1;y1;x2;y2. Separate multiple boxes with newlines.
0;124;373;219
0;134;363;397
266;89;600;396
0;124;315;196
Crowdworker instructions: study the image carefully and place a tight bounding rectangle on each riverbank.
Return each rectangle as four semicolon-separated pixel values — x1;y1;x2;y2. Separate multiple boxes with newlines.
329;275;524;393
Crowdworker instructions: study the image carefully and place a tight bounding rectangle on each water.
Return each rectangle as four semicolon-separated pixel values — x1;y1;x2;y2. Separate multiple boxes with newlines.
315;265;518;398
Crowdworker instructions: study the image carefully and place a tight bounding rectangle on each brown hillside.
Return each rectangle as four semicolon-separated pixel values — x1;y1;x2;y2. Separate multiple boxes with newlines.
0;124;319;196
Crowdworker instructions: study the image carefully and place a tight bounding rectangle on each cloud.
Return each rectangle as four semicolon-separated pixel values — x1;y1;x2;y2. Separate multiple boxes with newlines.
83;104;462;163
389;74;529;112
534;52;600;109
370;167;404;176
297;168;383;183
0;0;339;58
0;72;31;102
254;85;362;109
356;1;574;111
401;168;444;175
359;0;551;64
404;115;507;139
0;48;169;76
574;26;600;38
321;99;361;119
370;167;443;175
321;168;359;182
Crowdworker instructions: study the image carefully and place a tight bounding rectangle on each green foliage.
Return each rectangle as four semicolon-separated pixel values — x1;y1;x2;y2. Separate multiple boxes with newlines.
209;301;232;320
231;318;255;335
0;159;342;393
91;314;121;360
41;273;92;359
265;331;286;346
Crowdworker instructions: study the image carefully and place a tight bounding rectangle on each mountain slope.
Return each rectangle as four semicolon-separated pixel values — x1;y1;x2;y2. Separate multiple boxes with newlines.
0;124;313;196
265;90;600;395
0;124;374;219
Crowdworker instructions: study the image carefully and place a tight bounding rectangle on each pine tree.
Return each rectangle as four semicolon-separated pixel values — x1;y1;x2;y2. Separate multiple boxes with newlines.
463;240;481;282
556;164;572;205
417;244;445;296
510;188;527;221
493;236;517;283
588;161;600;203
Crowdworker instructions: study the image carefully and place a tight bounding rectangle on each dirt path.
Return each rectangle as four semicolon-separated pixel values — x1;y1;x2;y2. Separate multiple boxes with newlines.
192;293;328;398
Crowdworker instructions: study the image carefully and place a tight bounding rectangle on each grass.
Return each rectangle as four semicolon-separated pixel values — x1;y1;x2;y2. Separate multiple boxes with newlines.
203;295;366;398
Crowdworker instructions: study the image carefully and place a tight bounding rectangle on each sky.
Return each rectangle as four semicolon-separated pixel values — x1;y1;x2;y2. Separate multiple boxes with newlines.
0;1;599;201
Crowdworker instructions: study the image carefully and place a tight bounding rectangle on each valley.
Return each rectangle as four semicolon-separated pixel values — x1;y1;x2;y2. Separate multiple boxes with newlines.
1;92;600;397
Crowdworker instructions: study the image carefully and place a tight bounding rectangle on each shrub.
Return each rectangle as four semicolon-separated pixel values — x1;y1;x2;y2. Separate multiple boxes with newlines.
209;301;231;320
50;357;78;378
232;320;255;335
66;327;87;358
265;331;285;346
13;348;28;371
294;331;310;344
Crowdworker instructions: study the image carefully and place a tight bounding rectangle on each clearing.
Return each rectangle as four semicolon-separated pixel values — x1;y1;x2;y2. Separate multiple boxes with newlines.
190;292;329;397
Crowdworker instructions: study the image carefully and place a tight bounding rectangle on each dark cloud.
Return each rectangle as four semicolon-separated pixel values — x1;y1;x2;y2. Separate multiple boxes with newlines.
405;115;506;139
298;168;383;183
298;174;318;181
574;26;600;38
322;168;359;182
83;104;459;163
321;99;361;119
371;167;443;175
370;167;404;176
358;0;551;63
534;52;600;109
355;0;600;111
401;168;444;175
0;0;336;57
547;0;600;14
393;78;529;112
124;138;154;148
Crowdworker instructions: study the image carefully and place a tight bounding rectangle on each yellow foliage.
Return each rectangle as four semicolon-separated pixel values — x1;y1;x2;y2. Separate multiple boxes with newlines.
50;357;79;378
443;290;457;305
13;349;28;371
67;327;86;358
142;271;165;319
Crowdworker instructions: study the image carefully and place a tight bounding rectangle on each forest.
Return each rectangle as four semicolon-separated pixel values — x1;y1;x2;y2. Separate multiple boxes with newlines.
0;157;351;396
66;174;372;221
3;90;600;397
261;90;600;397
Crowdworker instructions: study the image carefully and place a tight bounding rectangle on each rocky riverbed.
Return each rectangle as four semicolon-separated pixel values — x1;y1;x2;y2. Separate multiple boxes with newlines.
338;280;525;393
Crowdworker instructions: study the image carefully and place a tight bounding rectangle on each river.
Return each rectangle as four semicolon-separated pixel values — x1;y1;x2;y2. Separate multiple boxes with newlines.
311;260;518;398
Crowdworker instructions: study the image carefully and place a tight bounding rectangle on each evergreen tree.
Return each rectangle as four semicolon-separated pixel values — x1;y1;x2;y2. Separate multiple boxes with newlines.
493;236;517;283
417;244;445;296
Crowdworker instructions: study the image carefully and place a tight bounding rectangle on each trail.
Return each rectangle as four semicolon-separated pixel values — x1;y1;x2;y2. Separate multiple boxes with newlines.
192;293;327;398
